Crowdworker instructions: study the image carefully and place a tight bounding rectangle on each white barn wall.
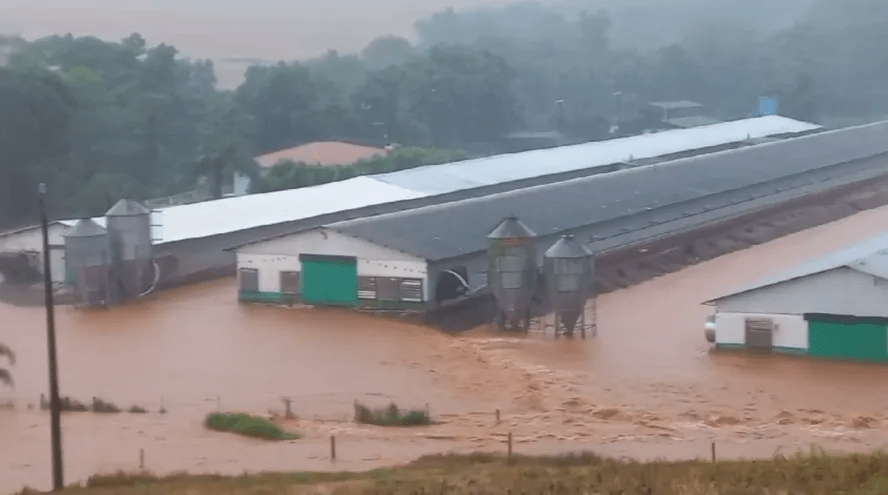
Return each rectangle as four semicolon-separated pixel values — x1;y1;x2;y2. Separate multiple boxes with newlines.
236;228;429;300
358;259;429;299
715;312;808;350
236;253;297;292
0;224;70;283
238;228;424;263
715;267;888;318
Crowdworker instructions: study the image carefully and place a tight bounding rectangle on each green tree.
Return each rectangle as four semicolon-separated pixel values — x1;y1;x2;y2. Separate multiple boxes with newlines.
361;35;415;70
235;62;356;153
0;65;75;226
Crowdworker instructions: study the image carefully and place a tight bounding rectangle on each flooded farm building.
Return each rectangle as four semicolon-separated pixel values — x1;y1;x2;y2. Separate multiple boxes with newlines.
232;120;888;319
0;116;818;303
705;231;888;363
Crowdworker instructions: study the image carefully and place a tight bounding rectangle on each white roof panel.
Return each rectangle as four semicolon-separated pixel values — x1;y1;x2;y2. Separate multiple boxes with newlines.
149;176;427;243
707;231;888;303
371;116;821;195
55;177;425;244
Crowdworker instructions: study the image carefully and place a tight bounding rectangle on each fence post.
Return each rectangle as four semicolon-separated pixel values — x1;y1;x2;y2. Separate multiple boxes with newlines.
139;449;145;469
711;441;716;462
496;409;501;424
331;434;336;461
507;432;513;461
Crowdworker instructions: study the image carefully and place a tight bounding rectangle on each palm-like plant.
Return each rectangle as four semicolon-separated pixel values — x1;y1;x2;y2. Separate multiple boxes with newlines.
0;342;14;388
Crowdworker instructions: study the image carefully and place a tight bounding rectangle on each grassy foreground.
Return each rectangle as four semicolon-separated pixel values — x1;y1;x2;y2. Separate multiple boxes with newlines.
23;449;888;495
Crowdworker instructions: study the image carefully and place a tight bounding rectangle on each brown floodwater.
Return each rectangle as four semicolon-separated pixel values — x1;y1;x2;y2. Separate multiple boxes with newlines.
6;205;888;493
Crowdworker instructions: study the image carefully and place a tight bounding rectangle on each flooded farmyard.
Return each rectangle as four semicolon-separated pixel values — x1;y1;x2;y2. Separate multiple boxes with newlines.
6;204;888;494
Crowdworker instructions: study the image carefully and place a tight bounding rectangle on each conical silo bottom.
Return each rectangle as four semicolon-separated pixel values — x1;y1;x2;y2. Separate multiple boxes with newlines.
558;309;582;332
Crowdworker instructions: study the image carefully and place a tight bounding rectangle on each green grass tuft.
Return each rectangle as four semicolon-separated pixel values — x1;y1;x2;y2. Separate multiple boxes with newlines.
203;412;299;441
353;401;431;427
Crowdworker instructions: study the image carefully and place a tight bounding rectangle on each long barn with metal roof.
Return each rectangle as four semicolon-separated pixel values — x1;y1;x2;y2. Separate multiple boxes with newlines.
0;116;821;296
231;120;888;309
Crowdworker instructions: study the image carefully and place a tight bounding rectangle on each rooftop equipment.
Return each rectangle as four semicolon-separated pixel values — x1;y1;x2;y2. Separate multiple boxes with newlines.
543;234;596;338
63;219;112;308
487;216;539;332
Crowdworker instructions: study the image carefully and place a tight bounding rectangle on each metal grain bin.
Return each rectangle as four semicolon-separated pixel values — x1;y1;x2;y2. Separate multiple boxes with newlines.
487;216;538;331
543;235;594;335
63;219;112;307
105;199;153;300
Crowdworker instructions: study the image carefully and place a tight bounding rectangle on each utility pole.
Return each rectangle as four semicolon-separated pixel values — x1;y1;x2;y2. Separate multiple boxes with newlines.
39;183;64;491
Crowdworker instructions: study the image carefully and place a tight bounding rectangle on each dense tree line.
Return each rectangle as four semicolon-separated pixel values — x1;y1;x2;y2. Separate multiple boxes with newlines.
1;0;887;228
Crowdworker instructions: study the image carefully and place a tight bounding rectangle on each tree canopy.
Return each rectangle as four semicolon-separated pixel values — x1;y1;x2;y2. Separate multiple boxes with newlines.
1;0;887;227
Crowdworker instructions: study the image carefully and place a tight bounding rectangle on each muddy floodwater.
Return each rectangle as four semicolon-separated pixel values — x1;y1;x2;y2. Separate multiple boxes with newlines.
7;206;888;493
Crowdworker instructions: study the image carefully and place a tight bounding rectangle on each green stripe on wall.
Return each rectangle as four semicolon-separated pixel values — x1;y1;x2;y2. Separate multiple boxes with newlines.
239;291;425;310
239;291;296;304
714;343;807;355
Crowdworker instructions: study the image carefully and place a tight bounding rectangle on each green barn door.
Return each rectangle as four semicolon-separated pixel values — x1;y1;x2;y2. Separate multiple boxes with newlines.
807;315;888;362
300;254;358;307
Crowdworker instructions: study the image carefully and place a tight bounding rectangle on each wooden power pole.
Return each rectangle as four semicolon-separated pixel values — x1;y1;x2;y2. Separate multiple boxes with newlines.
39;183;64;490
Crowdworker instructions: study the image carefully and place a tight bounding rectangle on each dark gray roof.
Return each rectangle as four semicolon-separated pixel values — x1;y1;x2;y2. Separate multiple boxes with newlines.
106;199;150;217
65;218;107;238
487;217;536;239
331;120;888;261
545;235;593;259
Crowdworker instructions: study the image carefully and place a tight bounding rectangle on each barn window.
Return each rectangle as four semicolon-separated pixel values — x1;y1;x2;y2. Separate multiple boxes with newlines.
279;271;301;295
358;276;378;300
238;268;259;292
376;277;402;301
744;317;774;349
400;278;424;302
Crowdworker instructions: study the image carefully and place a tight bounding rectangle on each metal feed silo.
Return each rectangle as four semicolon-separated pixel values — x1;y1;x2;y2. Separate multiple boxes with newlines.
64;219;112;307
105;199;153;301
543;235;595;338
487;216;539;331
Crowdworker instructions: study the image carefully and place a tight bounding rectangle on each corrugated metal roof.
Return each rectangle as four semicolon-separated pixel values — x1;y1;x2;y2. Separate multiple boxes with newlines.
370;116;821;195
331;120;888;262
58;177;425;245
706;232;888;304
149;176;426;244
0;116;823;248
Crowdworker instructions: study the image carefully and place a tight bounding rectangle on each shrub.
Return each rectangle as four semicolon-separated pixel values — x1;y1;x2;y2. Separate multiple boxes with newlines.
91;397;121;413
204;412;299;441
128;405;148;414
353;401;431;427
